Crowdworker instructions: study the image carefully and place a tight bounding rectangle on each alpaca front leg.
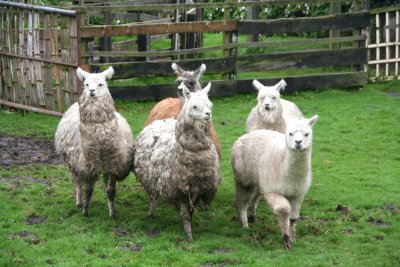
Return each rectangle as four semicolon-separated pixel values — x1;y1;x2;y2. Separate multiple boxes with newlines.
235;183;254;229
288;195;304;242
106;177;117;219
264;192;292;249
248;194;260;223
72;173;82;208
179;202;193;242
149;194;157;217
83;179;96;217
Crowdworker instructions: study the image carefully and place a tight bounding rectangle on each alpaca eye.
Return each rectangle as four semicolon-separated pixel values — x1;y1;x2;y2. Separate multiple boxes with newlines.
289;132;293;136
98;83;103;87
272;96;276;100
305;133;309;137
176;80;181;85
189;81;195;86
85;83;89;87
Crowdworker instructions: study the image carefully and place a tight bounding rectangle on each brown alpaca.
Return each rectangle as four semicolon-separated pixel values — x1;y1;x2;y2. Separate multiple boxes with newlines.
144;63;221;159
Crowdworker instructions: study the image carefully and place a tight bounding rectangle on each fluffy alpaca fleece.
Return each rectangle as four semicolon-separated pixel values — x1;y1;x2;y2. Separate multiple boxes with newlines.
144;63;221;159
133;83;220;242
246;79;303;133
55;67;134;218
231;115;318;249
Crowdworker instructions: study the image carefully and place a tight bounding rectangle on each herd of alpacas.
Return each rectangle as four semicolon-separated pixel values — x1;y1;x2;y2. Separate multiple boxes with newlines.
55;63;318;249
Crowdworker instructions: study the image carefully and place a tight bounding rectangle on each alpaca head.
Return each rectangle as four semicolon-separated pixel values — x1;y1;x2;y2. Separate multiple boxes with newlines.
180;82;213;122
76;67;114;99
253;79;287;112
172;63;206;98
285;115;318;151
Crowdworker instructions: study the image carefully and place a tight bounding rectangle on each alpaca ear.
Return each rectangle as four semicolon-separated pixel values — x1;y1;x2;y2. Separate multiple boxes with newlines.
308;115;319;127
194;63;206;79
202;82;211;95
171;62;184;75
252;80;264;91
275;79;287;92
101;67;114;80
76;67;89;82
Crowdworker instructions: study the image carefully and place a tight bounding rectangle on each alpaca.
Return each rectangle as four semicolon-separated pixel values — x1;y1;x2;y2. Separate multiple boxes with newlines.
144;63;221;159
55;67;134;218
133;83;220;241
232;115;318;249
246;79;303;133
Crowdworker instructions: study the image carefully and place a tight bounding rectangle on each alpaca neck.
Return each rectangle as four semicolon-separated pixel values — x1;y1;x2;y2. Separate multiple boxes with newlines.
257;104;283;128
284;147;311;180
79;94;116;124
175;115;212;152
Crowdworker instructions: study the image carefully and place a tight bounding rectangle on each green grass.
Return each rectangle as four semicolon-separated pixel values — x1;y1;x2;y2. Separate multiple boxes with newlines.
1;81;400;266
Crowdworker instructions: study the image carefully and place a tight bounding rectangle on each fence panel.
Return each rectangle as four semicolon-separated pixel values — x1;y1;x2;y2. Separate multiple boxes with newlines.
0;1;80;115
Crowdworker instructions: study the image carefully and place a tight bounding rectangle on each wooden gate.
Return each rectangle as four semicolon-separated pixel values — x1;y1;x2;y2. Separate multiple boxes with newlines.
0;1;80;116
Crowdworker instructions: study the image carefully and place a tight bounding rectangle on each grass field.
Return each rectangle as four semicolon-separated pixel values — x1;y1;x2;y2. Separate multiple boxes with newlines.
0;81;399;266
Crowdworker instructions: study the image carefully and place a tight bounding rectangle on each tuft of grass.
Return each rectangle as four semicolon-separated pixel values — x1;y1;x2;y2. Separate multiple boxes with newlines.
0;81;399;266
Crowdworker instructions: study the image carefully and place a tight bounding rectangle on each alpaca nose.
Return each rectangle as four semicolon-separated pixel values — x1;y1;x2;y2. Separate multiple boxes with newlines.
295;140;302;145
264;103;271;110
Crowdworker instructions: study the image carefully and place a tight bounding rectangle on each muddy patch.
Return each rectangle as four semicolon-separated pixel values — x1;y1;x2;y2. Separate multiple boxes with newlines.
0;176;52;187
120;242;142;252
367;216;391;228
27;213;46;225
203;259;235;267
385;91;400;98
208;248;236;254
113;227;132;237
146;229;161;238
0;134;62;166
336;204;349;215
8;230;41;245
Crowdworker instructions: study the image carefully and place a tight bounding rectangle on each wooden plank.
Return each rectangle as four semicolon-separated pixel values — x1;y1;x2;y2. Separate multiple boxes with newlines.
236;72;368;94
91;57;235;79
80;20;237;38
72;0;351;13
108;79;235;100
238;11;370;35
0;99;63;117
237;48;367;72
107;72;367;100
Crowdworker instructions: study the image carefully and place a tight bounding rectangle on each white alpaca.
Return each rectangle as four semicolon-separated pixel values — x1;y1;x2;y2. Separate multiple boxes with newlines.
246;79;303;133
55;67;134;218
232;115;318;249
133;83;220;242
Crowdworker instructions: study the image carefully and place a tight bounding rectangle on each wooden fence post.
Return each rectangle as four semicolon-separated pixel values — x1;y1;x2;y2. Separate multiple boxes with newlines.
329;1;341;50
99;0;112;63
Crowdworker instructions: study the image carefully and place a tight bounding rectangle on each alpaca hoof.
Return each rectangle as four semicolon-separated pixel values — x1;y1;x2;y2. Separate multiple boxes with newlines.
200;204;209;211
76;203;82;208
283;234;292;250
83;210;89;217
248;215;256;223
109;213;116;219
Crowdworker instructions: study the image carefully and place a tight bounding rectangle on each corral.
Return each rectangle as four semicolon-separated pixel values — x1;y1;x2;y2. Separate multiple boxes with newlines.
0;0;399;266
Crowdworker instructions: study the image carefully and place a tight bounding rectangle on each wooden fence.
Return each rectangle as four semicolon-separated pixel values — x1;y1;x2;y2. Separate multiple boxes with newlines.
0;0;371;115
74;0;370;100
0;1;80;116
368;5;400;81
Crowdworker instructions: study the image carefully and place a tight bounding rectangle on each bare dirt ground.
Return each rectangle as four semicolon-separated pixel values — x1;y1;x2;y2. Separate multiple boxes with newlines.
0;134;62;166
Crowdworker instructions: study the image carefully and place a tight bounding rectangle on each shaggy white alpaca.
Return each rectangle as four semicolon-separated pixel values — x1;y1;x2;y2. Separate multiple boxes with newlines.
246;79;303;133
232;115;318;249
133;83;220;242
55;67;134;218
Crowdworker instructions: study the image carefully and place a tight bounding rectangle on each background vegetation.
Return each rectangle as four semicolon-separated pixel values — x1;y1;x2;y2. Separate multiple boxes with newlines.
0;80;399;266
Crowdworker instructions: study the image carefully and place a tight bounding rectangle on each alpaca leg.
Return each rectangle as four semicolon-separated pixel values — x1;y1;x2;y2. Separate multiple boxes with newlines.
149;194;157;217
179;202;193;242
235;183;254;229
72;173;82;208
288;196;304;242
82;179;96;217
264;192;292;249
248;194;260;223
106;176;117;219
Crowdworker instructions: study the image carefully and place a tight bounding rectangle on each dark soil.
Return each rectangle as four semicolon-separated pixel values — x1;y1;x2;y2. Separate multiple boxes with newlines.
0;134;62;166
120;242;142;252
26;213;46;225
